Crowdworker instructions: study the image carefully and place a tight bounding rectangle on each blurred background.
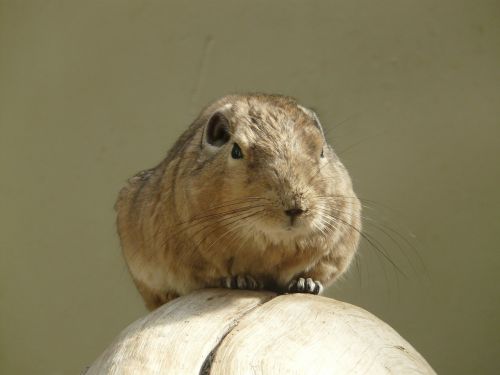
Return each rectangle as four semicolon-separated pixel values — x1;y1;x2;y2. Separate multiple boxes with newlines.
1;1;499;374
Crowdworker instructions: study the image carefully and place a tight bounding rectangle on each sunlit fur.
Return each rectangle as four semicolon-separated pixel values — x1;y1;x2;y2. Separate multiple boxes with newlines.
115;94;361;310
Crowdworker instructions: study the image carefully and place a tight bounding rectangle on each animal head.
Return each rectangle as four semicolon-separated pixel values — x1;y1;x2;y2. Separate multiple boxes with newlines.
183;94;359;245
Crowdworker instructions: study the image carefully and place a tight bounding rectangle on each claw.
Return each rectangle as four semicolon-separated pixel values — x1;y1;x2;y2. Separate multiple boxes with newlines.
222;275;261;290
288;277;323;295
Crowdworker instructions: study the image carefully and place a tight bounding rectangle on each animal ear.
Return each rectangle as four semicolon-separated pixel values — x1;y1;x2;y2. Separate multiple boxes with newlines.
311;111;325;138
298;105;325;138
205;112;230;147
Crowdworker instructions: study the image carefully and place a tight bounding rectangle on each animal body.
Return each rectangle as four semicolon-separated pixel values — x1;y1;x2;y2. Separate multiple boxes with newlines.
116;94;361;310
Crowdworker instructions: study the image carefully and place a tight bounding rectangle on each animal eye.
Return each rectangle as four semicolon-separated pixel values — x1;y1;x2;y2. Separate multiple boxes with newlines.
231;143;243;159
320;148;324;158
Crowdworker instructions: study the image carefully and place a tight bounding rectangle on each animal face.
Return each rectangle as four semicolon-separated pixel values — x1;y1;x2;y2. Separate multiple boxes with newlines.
199;96;353;243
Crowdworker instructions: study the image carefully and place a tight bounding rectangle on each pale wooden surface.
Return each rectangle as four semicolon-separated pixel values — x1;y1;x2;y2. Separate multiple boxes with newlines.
87;289;274;375
211;294;435;375
87;289;436;375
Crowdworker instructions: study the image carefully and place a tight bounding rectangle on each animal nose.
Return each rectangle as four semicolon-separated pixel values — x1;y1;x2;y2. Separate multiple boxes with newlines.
284;208;304;217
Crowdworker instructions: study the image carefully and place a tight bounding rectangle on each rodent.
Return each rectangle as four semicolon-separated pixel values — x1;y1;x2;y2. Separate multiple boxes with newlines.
115;94;361;311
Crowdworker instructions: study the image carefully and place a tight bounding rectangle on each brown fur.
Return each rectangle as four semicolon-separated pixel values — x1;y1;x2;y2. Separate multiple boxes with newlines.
115;94;361;310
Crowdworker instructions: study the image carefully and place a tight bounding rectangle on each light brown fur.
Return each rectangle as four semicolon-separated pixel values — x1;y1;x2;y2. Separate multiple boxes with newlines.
115;94;361;310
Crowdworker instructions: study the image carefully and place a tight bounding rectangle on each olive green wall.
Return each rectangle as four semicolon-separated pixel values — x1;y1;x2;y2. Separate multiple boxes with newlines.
1;1;498;374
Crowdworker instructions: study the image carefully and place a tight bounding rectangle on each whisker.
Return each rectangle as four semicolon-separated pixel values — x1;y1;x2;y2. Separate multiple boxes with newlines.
195;213;265;255
319;202;427;279
179;202;268;227
312;221;330;239
180;206;265;242
306;160;333;186
202;196;269;210
323;111;363;137
318;210;407;278
312;193;410;217
315;215;341;235
212;214;264;255
320;211;393;287
171;203;268;240
192;209;266;251
335;130;390;157
176;197;269;226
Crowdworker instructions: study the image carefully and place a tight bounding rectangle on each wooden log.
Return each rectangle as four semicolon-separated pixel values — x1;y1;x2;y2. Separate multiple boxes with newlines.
86;289;435;375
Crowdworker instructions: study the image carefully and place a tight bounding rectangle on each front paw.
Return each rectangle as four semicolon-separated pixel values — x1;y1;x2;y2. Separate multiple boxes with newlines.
288;277;323;295
221;275;262;290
